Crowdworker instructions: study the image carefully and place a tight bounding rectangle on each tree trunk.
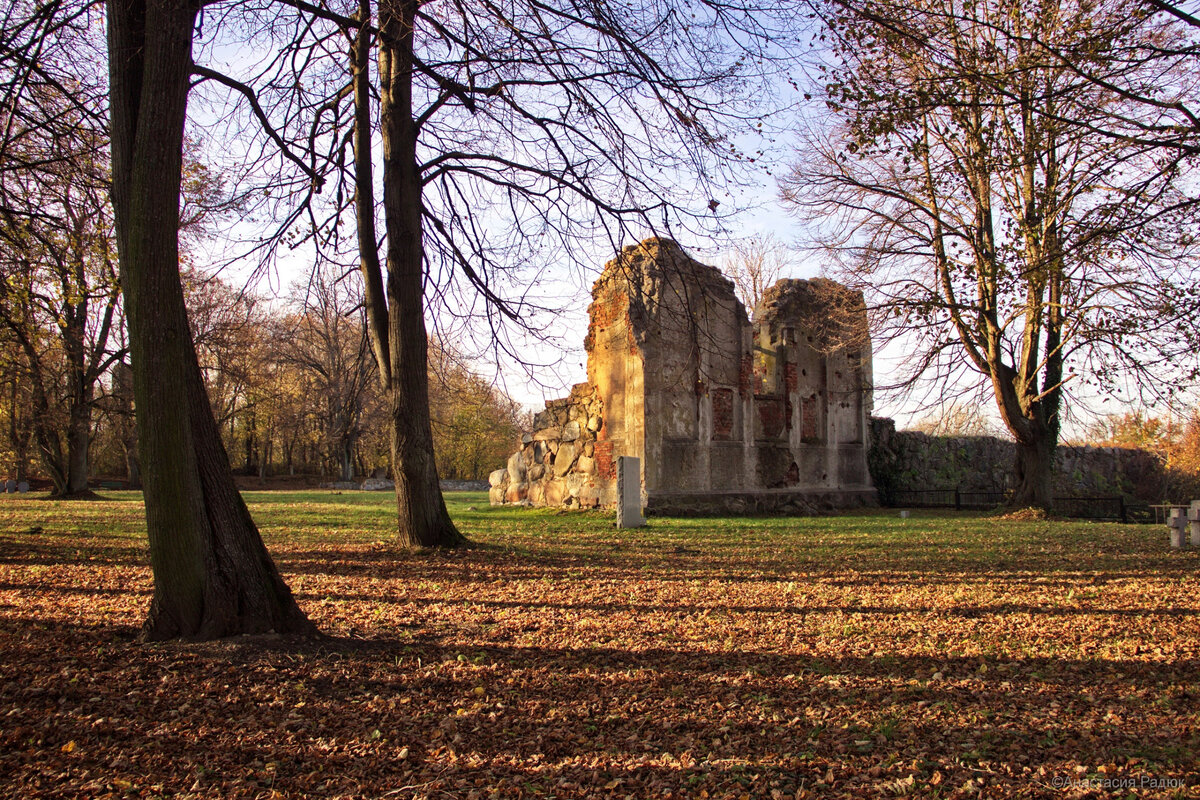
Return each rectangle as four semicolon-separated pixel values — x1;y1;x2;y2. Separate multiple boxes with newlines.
1011;436;1055;509
8;384;31;484
364;0;462;548
29;374;67;495
64;395;92;495
340;439;354;483
107;0;312;640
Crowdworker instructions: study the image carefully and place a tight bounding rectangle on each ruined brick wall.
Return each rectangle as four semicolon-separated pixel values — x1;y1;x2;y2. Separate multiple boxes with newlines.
492;238;876;512
750;279;874;492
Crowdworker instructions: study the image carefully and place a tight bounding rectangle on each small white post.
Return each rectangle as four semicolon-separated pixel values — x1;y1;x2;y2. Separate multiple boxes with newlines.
1168;507;1187;549
616;456;645;528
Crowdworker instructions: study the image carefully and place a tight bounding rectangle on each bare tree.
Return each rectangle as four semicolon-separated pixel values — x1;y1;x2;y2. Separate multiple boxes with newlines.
786;0;1200;508
722;233;793;312
0;6;123;497
276;264;375;483
106;0;311;639
325;0;793;545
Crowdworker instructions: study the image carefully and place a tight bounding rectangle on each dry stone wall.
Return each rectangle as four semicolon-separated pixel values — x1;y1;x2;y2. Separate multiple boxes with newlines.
488;383;608;508
493;238;876;513
868;417;1171;502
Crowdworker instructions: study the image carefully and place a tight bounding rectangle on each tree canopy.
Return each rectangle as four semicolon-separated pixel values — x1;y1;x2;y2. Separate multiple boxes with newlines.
786;0;1200;507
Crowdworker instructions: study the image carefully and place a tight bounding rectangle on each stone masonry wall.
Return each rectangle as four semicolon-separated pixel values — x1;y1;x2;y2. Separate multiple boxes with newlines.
488;383;608;508
868;417;1170;503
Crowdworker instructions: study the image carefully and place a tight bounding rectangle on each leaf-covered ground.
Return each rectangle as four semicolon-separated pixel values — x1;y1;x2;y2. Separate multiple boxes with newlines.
1;491;1198;799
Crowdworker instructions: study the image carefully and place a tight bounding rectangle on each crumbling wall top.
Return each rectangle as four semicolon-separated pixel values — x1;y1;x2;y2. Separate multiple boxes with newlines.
753;278;869;355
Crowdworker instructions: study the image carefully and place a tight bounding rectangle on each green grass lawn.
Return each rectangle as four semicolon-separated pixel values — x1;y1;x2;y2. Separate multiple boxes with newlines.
1;490;1197;798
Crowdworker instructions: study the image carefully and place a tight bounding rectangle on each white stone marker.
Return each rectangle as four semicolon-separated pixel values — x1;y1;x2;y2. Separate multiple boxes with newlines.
1190;500;1200;547
1168;507;1188;549
616;456;645;528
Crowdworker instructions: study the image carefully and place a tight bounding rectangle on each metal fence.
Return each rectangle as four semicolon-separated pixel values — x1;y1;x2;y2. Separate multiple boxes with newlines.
888;487;1140;523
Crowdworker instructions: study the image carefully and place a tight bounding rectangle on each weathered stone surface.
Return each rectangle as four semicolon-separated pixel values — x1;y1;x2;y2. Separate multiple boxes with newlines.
505;483;528;503
868;416;1173;502
528;482;545;505
440;479;489;491
545;479;567;506
617;456;645;527
565;472;587;497
491;237;874;513
489;486;505;505
554;443;577;476
360;478;394;491
507;451;527;483
521;433;533;445
528;463;545;482
579;485;601;508
1169;507;1187;548
488;468;507;488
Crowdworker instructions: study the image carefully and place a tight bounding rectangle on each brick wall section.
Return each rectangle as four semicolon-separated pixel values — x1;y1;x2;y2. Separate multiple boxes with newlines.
712;388;734;439
738;354;754;397
785;362;798;394
757;397;786;439
802;395;819;441
594;439;615;480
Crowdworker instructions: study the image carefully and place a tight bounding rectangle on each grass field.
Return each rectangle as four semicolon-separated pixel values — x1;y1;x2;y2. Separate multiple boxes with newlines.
1;491;1198;798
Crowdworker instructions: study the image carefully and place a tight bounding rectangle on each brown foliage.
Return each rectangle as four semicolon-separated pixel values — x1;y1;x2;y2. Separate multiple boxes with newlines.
1;499;1198;797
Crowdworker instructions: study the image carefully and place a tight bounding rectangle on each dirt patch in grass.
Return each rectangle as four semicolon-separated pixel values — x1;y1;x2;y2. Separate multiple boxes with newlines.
1;494;1197;798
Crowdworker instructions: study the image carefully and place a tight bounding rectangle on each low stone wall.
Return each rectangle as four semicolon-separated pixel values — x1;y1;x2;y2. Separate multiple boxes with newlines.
488;384;609;509
869;417;1168;502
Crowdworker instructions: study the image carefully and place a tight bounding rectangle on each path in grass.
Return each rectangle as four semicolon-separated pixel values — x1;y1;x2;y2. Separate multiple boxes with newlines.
1;491;1197;798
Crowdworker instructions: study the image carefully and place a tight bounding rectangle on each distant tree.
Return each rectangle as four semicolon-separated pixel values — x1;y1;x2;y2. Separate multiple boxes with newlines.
0;327;36;483
1084;411;1170;451
0;93;122;497
427;341;522;481
723;234;794;312
275;265;375;483
912;402;998;438
1169;411;1200;478
785;0;1200;509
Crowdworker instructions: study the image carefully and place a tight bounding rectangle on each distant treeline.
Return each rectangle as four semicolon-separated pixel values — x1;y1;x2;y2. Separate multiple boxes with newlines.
0;267;523;490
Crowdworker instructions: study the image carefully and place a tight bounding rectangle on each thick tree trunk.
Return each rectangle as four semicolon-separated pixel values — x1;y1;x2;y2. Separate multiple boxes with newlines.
64;397;92;495
107;0;312;640
365;0;462;548
1011;436;1055;510
29;378;67;495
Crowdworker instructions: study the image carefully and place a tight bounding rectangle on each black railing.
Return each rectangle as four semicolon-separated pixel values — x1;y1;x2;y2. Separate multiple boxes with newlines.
888;487;1135;522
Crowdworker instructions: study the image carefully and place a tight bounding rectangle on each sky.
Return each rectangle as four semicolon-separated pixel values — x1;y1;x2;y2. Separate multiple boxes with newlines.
181;1;1197;443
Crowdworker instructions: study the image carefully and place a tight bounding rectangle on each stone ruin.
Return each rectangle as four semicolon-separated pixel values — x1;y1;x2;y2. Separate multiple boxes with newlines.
489;238;876;514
